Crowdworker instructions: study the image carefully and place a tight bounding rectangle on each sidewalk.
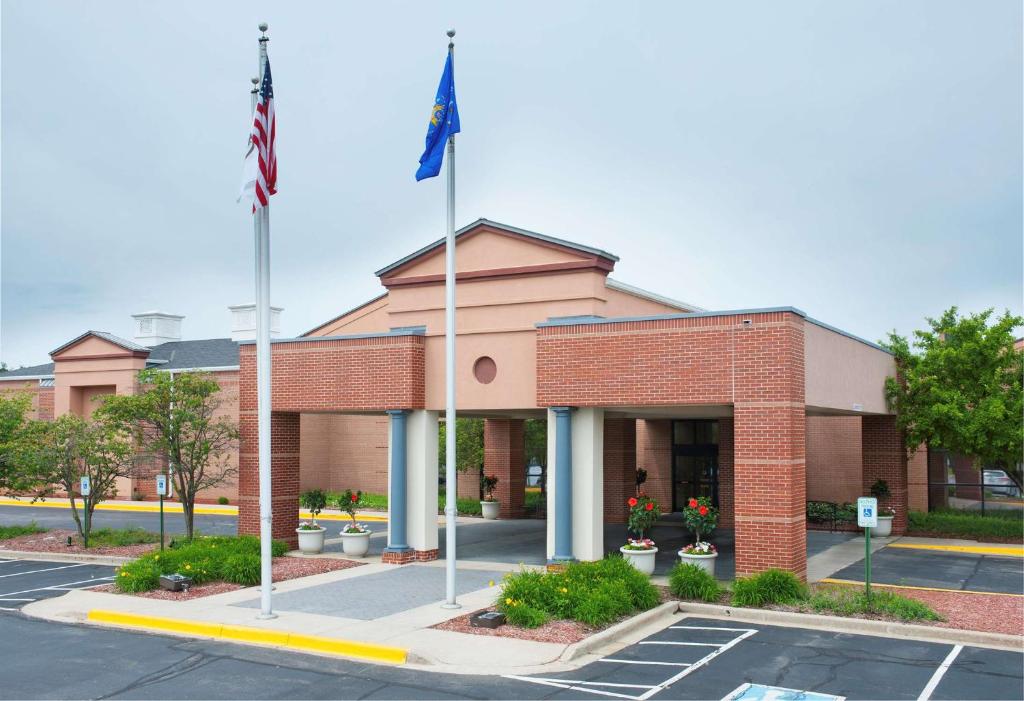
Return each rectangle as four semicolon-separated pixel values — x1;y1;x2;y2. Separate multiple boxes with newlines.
0;497;388;523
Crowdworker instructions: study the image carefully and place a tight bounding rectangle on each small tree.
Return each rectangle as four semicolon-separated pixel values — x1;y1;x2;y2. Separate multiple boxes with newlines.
97;369;238;540
481;474;499;502
682;496;718;544
884;307;1023;482
337;489;368;534
300;488;327;527
626;494;660;539
17;414;136;542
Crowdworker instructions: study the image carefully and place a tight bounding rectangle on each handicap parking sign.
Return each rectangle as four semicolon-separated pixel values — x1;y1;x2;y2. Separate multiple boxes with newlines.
857;496;877;528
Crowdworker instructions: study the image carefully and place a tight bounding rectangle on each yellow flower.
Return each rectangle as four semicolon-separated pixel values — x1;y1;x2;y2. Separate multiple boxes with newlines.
120;571;127;576
488;580;495;587
185;564;192;570
505;597;513;605
154;555;159;560
561;587;568;593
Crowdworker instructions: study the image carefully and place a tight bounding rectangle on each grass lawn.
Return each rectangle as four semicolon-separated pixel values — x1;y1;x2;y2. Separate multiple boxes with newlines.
324;490;485;516
0;523;46;540
908;509;1023;542
86;527;161;548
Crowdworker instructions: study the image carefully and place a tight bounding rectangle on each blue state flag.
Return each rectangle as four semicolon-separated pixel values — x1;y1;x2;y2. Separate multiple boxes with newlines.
415;51;460;181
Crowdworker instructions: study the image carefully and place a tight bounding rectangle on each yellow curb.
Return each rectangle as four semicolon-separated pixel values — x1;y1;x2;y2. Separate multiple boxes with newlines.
887;543;1024;557
819;578;1024;598
0;498;387;522
87;610;407;664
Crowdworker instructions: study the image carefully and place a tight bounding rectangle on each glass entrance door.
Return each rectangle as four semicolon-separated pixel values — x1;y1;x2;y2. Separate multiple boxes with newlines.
672;420;719;511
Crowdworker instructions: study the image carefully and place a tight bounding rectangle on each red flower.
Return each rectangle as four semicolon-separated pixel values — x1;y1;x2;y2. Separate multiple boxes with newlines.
688;498;698;509
350;494;358;502
699;505;708;516
627;497;638;508
644;502;653;511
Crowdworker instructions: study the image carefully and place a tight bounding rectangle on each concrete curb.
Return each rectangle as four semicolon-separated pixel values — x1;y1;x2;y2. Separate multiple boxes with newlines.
561;601;680;662
677;602;1024;652
86;609;408;664
0;549;132;566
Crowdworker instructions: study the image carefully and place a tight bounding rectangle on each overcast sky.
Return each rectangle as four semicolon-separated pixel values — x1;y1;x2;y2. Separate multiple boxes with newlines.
2;1;1021;367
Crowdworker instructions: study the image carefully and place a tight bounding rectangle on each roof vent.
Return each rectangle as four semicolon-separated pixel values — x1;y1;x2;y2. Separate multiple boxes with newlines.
131;311;184;346
229;304;282;341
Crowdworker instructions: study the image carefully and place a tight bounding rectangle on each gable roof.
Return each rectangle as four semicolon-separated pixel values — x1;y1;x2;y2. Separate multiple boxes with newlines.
146;338;239;370
50;330;150;357
374;218;619;278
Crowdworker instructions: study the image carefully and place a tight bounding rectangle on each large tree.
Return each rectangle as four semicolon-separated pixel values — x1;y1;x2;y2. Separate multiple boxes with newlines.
884;307;1023;480
16;414;136;541
97;369;238;539
438;418;485;473
0;393;34;493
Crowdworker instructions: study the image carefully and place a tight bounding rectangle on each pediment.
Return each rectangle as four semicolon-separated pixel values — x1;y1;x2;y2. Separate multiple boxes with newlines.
51;331;150;360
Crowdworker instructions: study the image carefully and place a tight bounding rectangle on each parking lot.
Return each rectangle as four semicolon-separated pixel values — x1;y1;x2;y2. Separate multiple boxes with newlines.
0;558;115;611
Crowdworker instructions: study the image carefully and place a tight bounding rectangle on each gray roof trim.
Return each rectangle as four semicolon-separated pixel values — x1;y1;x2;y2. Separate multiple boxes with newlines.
605;278;706;313
50;330;150;356
0;374;54;382
240;327;426;346
374;218;620;277
0;362;56;380
158;365;240;374
300;293;388;337
536;306;809;328
804;316;893;355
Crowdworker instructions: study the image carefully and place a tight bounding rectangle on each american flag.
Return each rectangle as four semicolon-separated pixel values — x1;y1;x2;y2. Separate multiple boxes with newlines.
239;57;276;210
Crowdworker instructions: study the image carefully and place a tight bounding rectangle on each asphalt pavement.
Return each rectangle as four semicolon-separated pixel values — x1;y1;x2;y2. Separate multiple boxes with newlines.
0;558;116;610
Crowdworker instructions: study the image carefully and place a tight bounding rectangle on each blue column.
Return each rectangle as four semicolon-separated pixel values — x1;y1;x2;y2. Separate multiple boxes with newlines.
385;410;411;553
552;406;574;563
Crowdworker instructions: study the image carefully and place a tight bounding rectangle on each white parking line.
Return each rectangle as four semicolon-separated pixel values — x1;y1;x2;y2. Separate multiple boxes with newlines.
0;597;37;602
507;624;758;700
917;644;963;701
0;563;86;579
0;575;115;598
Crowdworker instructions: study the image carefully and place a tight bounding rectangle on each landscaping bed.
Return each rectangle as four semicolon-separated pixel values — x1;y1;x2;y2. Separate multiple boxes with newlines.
93;555;361;600
0;527;159;557
433;608;592;644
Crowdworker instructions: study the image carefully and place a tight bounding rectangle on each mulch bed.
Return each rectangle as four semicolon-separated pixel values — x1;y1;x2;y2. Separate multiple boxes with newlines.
433;608;593;644
893;588;1023;636
0;529;158;558
91;556;363;601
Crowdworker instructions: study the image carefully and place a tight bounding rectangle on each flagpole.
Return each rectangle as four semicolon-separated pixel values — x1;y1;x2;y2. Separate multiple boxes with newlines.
254;21;275;620
442;28;460;610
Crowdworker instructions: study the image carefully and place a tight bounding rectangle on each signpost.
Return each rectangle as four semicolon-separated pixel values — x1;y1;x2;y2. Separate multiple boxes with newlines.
80;476;91;549
857;496;878;599
156;474;170;550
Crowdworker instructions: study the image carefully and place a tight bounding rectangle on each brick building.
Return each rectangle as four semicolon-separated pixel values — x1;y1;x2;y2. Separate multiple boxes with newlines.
1;219;909;577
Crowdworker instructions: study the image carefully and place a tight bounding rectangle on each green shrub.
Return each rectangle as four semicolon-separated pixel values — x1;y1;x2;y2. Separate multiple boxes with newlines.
0;523;46;540
809;586;942;622
496;556;660;629
731;569;807;607
221;552;261;585
217;496;229;505
668;562;722;602
114;534;288;593
908;510;1023;541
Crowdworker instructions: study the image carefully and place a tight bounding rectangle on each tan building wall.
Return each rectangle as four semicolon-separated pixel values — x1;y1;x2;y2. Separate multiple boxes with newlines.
299;414;390;495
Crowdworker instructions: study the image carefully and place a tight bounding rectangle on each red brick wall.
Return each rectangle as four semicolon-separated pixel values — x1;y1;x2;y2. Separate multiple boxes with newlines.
0;381;53;421
862;415;909;534
805;416;862;505
636;420;672;511
603;418;637;524
484;418;525;517
538;311;808;577
299;414;389;495
238;412;301;547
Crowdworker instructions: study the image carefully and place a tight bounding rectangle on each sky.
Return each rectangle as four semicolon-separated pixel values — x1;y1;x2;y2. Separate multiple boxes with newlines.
1;1;1021;367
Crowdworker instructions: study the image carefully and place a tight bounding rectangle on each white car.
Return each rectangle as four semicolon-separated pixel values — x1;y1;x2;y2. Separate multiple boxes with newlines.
984;469;1021;497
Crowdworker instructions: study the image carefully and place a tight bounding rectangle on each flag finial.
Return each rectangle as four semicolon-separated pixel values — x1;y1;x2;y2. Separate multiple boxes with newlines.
259;22;269;42
447;28;455;49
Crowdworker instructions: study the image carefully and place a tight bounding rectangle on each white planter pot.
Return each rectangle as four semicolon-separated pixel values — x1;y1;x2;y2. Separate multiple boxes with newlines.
481;500;500;520
678;551;718;576
872;515;894;537
620;546;659;575
296;527;326;554
340;531;371;557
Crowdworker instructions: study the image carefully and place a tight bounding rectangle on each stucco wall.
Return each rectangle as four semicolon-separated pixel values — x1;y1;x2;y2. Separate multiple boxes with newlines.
804;322;894;414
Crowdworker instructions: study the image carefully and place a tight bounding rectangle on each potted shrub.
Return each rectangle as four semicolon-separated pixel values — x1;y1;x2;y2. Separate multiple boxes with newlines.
480;474;500;519
870;480;895;537
620;494;660;575
679;496;719;575
873;505;896;537
297;488;328;554
338;489;371;556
